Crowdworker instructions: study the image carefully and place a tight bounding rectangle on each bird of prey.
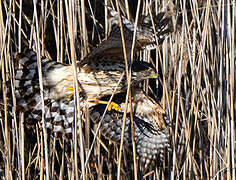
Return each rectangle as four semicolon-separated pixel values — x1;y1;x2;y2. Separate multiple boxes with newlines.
14;8;172;113
11;7;172;177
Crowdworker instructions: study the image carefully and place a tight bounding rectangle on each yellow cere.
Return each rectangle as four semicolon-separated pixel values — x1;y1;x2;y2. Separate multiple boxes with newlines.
152;73;158;78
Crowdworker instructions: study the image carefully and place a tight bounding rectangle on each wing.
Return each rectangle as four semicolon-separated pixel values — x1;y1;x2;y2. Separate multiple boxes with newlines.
90;88;170;172
128;88;169;131
79;8;173;66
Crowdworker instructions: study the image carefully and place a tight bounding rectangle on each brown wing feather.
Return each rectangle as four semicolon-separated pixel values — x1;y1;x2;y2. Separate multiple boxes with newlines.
79;8;172;67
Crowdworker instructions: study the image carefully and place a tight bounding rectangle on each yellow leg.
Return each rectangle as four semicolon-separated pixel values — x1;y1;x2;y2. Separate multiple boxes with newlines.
66;86;74;101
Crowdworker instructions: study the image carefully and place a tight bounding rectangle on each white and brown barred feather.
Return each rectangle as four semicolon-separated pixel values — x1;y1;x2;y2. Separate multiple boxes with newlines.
107;7;172;49
20;86;170;171
14;49;81;136
23;98;79;138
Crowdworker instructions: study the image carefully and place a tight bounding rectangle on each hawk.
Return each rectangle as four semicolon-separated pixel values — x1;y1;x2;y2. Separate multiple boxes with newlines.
14;8;172;113
11;7;172;177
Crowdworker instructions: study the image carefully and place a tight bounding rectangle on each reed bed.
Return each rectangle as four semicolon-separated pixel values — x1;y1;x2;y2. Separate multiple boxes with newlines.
0;0;235;179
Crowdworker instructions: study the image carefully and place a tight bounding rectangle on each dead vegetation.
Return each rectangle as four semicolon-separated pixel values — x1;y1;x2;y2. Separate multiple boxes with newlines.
0;0;235;179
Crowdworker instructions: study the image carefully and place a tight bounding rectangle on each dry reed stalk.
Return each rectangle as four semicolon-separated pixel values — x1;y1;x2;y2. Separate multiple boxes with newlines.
114;1;137;179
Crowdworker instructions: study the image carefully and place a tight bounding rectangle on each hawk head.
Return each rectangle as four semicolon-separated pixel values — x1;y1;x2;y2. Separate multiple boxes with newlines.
131;61;158;80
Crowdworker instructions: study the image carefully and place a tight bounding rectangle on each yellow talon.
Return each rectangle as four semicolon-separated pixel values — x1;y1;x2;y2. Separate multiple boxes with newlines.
66;86;74;91
66;86;74;101
152;73;158;78
67;92;74;101
108;102;122;112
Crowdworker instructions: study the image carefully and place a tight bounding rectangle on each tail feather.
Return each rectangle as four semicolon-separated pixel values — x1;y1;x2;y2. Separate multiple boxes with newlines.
14;49;55;111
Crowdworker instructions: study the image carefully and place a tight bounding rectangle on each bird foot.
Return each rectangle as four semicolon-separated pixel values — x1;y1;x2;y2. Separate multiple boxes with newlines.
66;86;74;101
107;101;122;112
89;100;122;112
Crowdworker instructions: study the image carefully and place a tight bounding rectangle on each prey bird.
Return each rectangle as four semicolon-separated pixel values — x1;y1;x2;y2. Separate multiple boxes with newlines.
91;88;170;173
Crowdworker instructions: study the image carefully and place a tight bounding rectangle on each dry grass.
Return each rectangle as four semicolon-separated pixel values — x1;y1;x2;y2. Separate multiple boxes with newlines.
0;0;235;179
